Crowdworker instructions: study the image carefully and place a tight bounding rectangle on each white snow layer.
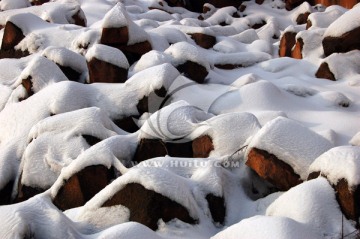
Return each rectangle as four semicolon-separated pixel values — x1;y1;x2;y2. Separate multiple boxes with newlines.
86;44;130;69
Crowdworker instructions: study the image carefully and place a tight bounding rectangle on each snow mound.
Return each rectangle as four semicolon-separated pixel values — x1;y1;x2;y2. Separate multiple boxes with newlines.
86;44;130;69
324;7;360;37
267;178;355;237
309;146;360;187
247;117;333;179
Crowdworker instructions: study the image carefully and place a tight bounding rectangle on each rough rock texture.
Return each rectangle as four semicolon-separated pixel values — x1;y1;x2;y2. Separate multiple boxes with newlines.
323;26;360;57
21;77;34;99
102;183;197;230
100;27;152;65
296;12;310;25
279;31;296;57
315;62;336;81
192;135;214;158
52;165;116;211
313;0;359;8
113;116;139;133
189;33;216;49
308;172;360;226
87;57;128;83
0;180;14;205
206;194;226;224
176;61;208;84
132;139;168;163
291;37;303;59
0;21;29;59
246;148;302;191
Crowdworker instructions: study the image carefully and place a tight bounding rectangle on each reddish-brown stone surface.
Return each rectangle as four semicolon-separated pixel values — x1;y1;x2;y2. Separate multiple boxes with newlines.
53;165;116;211
30;0;50;5
308;172;360;226
176;61;208;84
0;21;29;59
279;31;297;57
313;0;359;8
21;77;34;98
87;57;128;83
206;194;226;224
296;12;310;25
71;9;87;27
291;38;303;59
189;33;216;49
102;183;197;230
323;26;360;57
315;62;336;81
246;148;302;191
132;139;168;163
192;135;214;158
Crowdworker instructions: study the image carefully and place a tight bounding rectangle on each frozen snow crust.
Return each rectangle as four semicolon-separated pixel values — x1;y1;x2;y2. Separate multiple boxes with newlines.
0;0;360;238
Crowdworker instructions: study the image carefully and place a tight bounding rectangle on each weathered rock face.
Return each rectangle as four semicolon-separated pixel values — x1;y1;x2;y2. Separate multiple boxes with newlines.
0;180;14;205
52;165;116;211
315;62;336;81
189;33;216;49
206;194;226;224
113;116;139;133
313;0;359;8
132;139;168;163
291;37;303;59
323;26;360;57
21;77;34;99
0;21;29;59
87;57;128;83
279;31;297;57
192;135;214;158
102;183;197;230
176;61;208;84
308;172;360;226
100;27;152;65
246;148;302;191
296;12;310;25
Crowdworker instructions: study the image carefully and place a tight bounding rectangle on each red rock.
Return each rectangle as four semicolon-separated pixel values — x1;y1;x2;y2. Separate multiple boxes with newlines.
291;37;303;59
308;172;360;226
21;76;34;99
322;26;360;57
52;165;116;211
206;194;226;224
176;61;208;84
87;57;128;83
246;148;302;191
279;31;297;57
313;0;359;8
189;33;216;49
102;183;197;230
132;139;168;163
296;12;310;25
315;62;336;81
0;21;29;59
192;135;214;158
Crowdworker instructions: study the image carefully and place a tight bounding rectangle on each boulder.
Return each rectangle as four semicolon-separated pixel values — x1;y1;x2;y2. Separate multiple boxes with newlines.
113;116;140;133
52;165;116;211
136;86;167;115
291;37;303;59
166;141;194;158
176;61;208;84
21;77;34;99
16;177;44;203
30;0;50;5
296;12;310;25
279;31;296;57
0;21;29;59
323;26;360;57
192;135;214;158
132;139;168;163
206;194;226;224
246;148;302;191
86;44;129;83
189;33;216;49
315;62;335;81
285;0;307;10
102;182;197;230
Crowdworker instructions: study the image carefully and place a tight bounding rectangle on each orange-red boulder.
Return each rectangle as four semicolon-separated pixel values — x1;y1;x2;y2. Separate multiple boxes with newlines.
87;57;128;83
246;148;302;191
52;165;116;211
279;31;297;57
291;37;303;59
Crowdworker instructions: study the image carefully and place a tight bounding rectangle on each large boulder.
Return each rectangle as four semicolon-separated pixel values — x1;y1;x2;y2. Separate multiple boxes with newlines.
100;3;152;65
246;117;333;191
52;165;117;211
308;146;360;225
0;21;29;59
322;7;360;57
86;44;129;83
